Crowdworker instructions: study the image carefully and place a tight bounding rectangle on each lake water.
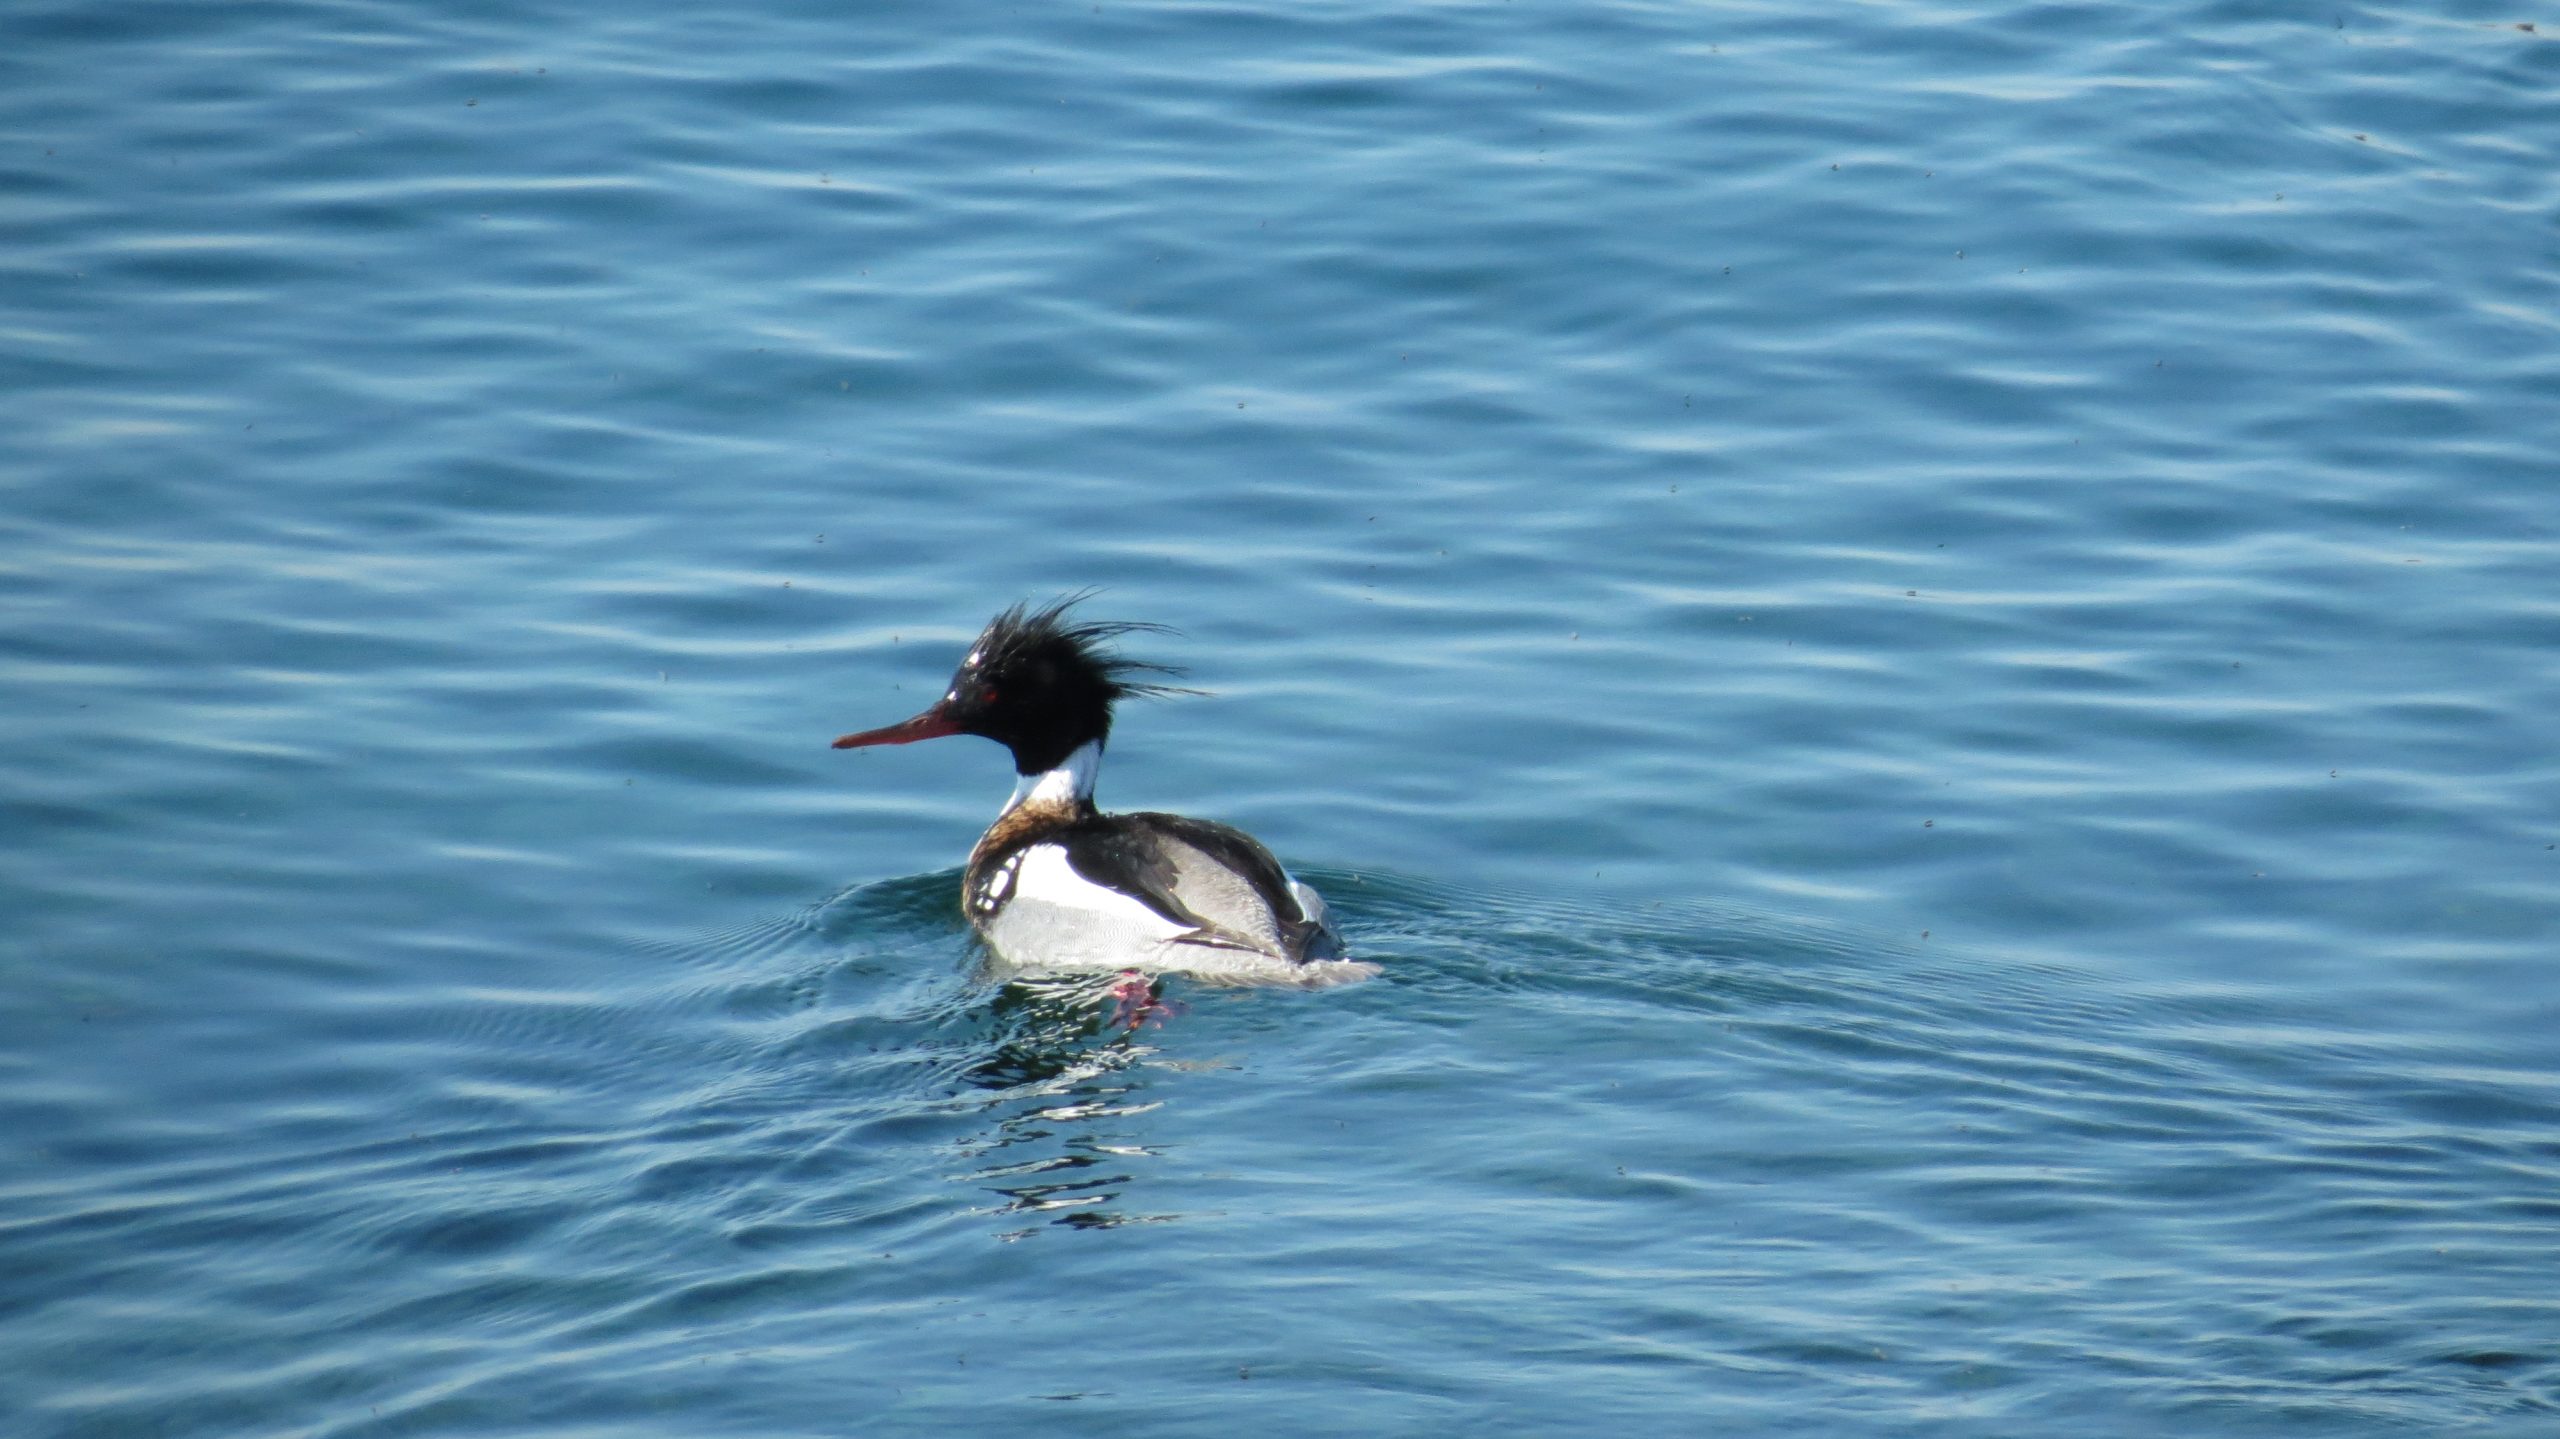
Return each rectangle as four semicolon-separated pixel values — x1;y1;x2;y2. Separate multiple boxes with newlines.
5;1;2557;1433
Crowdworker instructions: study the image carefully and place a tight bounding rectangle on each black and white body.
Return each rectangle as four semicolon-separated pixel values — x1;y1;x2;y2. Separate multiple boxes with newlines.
833;598;1374;987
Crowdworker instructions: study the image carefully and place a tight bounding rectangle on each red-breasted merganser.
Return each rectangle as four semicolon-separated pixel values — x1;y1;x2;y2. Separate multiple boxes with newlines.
833;598;1376;989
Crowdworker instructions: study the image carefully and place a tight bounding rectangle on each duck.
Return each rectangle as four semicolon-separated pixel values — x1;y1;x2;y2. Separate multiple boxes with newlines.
832;597;1375;989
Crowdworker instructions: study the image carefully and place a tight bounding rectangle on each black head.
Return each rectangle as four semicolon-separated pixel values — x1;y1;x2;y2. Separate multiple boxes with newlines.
832;595;1190;774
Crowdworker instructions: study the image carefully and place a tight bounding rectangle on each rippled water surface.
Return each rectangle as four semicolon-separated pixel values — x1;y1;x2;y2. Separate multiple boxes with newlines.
6;1;2558;1434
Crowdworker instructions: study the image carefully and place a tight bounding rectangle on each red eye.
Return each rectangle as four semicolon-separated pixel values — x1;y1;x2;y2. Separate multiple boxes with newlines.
980;687;999;703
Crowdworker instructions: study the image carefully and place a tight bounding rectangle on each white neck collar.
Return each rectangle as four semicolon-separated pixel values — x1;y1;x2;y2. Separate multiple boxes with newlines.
1001;739;1102;815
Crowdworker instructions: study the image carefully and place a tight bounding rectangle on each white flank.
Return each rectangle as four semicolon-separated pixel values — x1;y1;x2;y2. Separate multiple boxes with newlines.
979;842;1379;985
975;841;1189;970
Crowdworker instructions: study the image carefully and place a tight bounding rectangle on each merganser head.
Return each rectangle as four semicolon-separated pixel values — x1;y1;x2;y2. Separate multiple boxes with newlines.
831;595;1188;775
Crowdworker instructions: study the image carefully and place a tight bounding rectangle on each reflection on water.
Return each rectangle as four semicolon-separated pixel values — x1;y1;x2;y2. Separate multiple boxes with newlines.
957;976;1183;1237
801;875;1222;1234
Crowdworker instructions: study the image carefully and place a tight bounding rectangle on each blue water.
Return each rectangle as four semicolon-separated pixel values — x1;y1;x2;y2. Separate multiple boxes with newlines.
6;1;2558;1433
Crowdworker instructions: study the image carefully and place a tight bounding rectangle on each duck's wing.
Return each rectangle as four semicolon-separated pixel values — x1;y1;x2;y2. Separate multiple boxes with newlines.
1057;813;1341;962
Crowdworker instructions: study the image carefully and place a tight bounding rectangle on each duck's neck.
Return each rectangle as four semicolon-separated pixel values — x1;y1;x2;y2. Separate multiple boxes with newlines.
1001;739;1102;817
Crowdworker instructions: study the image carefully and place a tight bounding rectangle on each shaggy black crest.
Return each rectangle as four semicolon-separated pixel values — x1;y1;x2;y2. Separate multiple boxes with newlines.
962;594;1185;698
943;594;1193;772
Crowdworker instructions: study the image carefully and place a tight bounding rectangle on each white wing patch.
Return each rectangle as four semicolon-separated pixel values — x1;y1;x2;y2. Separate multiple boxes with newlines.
971;850;1022;916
